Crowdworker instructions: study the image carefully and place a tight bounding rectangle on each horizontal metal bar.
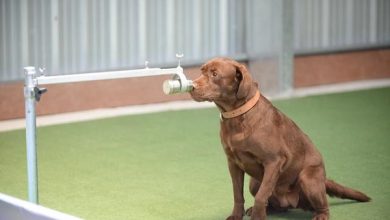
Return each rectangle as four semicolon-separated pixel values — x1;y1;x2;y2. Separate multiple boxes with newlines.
36;68;181;85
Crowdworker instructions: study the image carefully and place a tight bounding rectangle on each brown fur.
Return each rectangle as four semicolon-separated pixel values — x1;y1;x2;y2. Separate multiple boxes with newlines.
190;57;370;220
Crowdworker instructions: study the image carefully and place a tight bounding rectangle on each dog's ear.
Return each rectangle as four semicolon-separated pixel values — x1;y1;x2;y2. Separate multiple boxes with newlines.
235;63;252;99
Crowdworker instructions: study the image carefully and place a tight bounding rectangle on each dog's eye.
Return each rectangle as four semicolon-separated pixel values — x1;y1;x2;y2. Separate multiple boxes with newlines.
211;71;218;77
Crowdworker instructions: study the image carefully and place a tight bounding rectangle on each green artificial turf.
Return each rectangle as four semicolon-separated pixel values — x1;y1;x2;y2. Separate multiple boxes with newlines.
1;87;389;220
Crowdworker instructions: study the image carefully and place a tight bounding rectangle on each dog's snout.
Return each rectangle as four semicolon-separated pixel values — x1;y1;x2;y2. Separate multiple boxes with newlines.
192;81;198;90
192;76;206;89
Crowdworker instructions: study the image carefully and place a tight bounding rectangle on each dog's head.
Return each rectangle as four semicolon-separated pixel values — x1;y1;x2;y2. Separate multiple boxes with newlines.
190;57;255;106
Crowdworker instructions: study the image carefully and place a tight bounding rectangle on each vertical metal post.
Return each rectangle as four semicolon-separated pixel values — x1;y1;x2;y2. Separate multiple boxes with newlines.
24;66;39;204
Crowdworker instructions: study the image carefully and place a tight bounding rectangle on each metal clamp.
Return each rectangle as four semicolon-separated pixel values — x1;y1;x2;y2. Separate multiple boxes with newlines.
24;67;47;102
162;54;193;95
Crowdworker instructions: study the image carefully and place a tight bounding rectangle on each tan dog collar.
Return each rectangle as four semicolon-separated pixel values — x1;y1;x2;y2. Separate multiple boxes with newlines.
221;91;260;119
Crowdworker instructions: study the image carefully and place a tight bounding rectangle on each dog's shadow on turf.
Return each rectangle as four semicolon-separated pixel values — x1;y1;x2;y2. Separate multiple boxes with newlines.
264;201;360;220
329;200;359;207
202;201;359;220
265;209;312;220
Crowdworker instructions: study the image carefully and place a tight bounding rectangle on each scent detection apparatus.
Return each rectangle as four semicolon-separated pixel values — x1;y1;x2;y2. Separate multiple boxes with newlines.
23;54;192;204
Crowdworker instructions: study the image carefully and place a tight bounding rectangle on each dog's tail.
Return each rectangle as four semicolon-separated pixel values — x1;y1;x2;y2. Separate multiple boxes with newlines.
325;179;371;202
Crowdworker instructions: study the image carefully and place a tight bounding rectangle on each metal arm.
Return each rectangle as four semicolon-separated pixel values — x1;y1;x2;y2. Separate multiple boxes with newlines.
35;54;192;88
36;68;181;85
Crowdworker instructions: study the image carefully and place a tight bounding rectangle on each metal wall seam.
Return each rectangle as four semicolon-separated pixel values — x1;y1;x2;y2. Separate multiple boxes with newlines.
138;0;146;65
219;0;228;56
0;1;4;81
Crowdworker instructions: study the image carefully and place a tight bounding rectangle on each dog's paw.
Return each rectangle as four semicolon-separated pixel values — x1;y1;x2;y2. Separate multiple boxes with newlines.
225;215;243;220
312;213;329;220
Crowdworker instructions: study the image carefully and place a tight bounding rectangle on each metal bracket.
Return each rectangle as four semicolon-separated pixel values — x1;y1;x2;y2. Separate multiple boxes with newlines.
24;67;48;102
162;54;193;94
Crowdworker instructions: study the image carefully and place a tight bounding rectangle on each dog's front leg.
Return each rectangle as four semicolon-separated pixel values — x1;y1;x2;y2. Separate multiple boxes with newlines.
226;159;245;220
251;160;283;220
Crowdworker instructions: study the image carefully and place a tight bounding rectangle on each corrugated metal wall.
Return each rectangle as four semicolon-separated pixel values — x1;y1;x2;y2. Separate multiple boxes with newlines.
0;0;389;82
0;0;246;81
245;0;294;93
246;0;283;58
294;0;390;54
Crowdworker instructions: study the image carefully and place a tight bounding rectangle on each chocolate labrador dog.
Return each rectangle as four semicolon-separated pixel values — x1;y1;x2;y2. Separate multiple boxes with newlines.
190;57;370;220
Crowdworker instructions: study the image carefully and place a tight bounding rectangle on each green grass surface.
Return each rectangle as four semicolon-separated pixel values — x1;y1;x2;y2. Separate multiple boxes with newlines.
1;87;389;220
